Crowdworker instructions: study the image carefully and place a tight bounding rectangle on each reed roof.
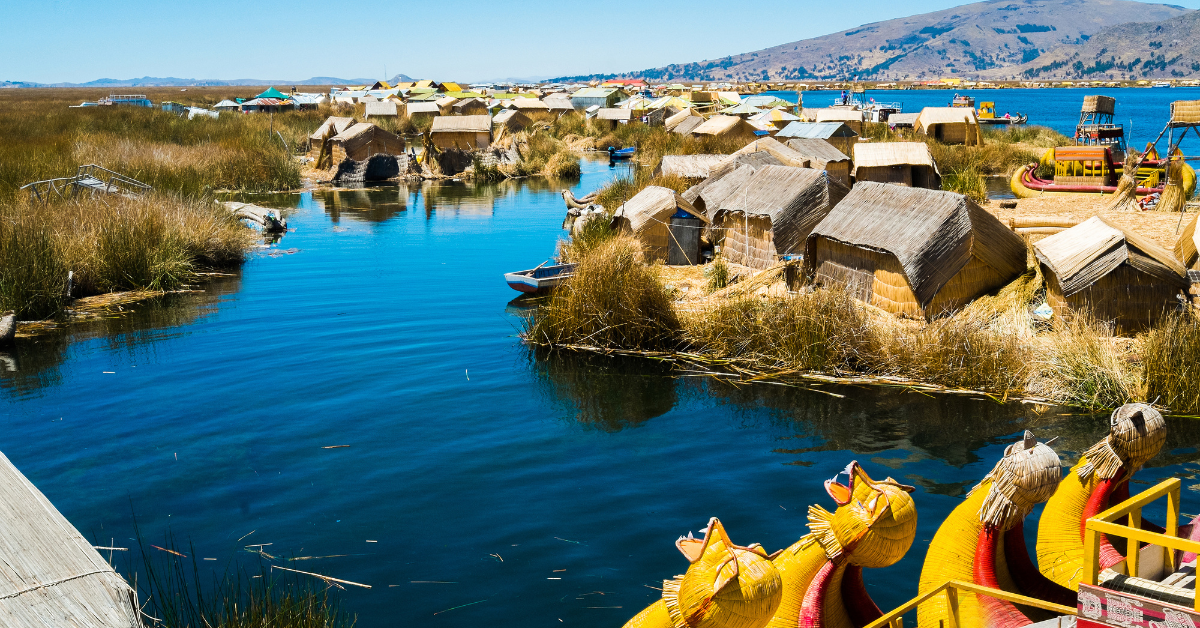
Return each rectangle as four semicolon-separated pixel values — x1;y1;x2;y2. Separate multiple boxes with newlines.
543;95;574;111
0;451;141;627
783;138;850;166
334;123;378;141
1033;216;1187;296
806;182;1026;307
887;112;921;126
715;165;849;252
364;101;398;117
671;116;705;135
691;115;752;136
731;137;810;168
815;108;864;123
660;154;728;179
617;186;707;234
596;108;633;121
665;109;699;131
915;107;980;133
687;165;760;221
1170;100;1200;125
1176;212;1200;269
406;102;441;115
852;142;936;173
310;116;356;141
431;115;492;133
510;97;550;110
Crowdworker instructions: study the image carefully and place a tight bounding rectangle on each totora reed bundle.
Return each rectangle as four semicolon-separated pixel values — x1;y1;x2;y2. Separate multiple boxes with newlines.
1105;149;1143;213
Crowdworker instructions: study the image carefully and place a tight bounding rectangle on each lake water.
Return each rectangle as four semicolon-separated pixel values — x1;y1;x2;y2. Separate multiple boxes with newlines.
3;96;1200;627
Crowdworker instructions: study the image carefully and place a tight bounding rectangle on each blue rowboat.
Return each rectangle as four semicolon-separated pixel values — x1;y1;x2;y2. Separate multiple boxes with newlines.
503;262;576;294
607;146;635;161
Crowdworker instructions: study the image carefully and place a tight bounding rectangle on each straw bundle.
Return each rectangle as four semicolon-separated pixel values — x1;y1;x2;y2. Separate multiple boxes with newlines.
1104;150;1143;213
1082;95;1116;115
1175;212;1199;269
1157;159;1187;213
658;518;783;628
969;431;1062;529
1170;100;1200;125
1077;403;1166;481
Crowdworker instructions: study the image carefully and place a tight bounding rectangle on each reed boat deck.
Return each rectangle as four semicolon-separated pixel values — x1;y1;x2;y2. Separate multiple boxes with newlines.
0;451;140;628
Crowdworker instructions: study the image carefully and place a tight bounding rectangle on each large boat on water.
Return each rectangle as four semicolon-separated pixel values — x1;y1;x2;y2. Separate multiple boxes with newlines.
832;88;903;122
1011;95;1196;198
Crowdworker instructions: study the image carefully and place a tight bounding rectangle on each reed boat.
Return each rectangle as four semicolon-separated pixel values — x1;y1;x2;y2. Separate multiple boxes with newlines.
608;146;636;162
952;95;1027;125
503;262;575;293
1011;146;1196;199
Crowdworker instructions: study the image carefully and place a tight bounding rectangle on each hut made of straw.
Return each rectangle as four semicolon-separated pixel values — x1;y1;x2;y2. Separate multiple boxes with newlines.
330;123;405;162
664;109;700;132
594;107;633;131
613;186;709;262
492;109;532;135
728;137;811;169
683;164;760;222
915;107;983;146
886;112;920;129
406;101;441;120
814;108;865;134
0;451;141;627
690;115;760;143
713;166;849;269
510;97;553;121
775;121;858;157
785;138;852;187
452;97;489;116
308;116;356;155
429;115;492;150
658;154;728;179
852;142;941;189
543;95;575;112
1033;217;1187;333
671;116;705;136
435;96;458;115
1083;95;1116;115
364;101;398;119
804;182;1027;318
705;153;783;195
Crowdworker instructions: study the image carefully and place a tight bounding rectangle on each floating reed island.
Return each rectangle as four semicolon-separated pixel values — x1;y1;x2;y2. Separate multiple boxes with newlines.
517;93;1200;415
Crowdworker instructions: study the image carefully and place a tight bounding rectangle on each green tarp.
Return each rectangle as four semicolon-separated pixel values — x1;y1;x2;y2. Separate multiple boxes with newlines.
255;87;289;99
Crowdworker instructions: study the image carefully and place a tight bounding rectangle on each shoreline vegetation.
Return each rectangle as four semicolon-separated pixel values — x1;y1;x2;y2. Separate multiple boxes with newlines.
526;234;1200;415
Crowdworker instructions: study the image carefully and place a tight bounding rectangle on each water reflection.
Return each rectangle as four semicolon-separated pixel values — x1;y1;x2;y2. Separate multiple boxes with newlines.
0;276;241;398
532;351;679;432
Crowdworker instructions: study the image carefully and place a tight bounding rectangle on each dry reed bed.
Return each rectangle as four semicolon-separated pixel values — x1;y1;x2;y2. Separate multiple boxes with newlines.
526;236;1199;414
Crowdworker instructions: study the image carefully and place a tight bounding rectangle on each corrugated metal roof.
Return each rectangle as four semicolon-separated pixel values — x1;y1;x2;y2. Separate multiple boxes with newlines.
775;122;857;139
571;87;618;99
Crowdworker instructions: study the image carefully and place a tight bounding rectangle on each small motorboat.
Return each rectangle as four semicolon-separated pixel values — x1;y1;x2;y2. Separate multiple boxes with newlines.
607;146;635;164
503;262;577;294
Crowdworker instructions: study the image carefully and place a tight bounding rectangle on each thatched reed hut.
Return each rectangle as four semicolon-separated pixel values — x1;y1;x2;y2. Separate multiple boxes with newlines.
493;109;532;135
613;186;708;262
330;123;405;162
594;108;633;131
544;95;575;112
814;108;864;134
308;116;356;154
887;112;921;129
453;97;489;116
916;107;983;146
665;109;700;132
713;166;849;269
510;97;552;121
671;116;705;136
691;115;761;142
406;101;441;121
683;165;760;222
0;451;142;627
785;138;852;187
728;137;810;168
1034;217;1188;333
435;96;458;115
775;121;858;157
852;142;940;189
430;115;492;150
707;152;783;185
804;182;1026;318
364;101;398;119
658;154;728;179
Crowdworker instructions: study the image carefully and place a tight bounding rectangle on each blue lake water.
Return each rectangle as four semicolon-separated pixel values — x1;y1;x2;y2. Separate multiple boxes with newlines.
3;95;1200;627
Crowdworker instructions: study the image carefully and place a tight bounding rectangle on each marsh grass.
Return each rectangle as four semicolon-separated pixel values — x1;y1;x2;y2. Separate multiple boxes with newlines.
136;534;355;628
557;215;616;263
526;236;680;350
1143;311;1200;414
704;257;730;293
942;167;989;202
1040;312;1144;409
0;194;253;318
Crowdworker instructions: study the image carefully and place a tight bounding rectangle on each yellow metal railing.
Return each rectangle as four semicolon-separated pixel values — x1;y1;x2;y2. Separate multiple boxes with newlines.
1082;477;1200;611
863;579;1077;628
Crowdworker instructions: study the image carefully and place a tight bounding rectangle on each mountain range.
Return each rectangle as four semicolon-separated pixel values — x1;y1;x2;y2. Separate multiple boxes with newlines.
552;0;1195;82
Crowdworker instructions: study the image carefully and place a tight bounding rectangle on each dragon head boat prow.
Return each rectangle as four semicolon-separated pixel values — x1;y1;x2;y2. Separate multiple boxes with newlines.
622;518;783;628
804;460;918;568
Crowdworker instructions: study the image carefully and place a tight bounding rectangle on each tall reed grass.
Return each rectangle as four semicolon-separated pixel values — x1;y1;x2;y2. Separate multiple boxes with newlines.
526;236;680;350
1143;311;1200;414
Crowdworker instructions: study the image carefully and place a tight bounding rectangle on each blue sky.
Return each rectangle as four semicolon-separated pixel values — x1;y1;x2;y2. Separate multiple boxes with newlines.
3;0;1199;84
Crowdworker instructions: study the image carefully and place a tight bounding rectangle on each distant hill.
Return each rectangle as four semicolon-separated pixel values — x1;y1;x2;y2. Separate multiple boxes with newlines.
552;0;1191;82
6;76;379;88
995;10;1200;79
388;74;415;84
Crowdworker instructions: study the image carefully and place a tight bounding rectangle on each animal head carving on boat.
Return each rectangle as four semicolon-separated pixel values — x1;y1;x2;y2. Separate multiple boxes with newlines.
970;430;1062;530
802;461;918;568
662;518;783;628
1077;403;1166;481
